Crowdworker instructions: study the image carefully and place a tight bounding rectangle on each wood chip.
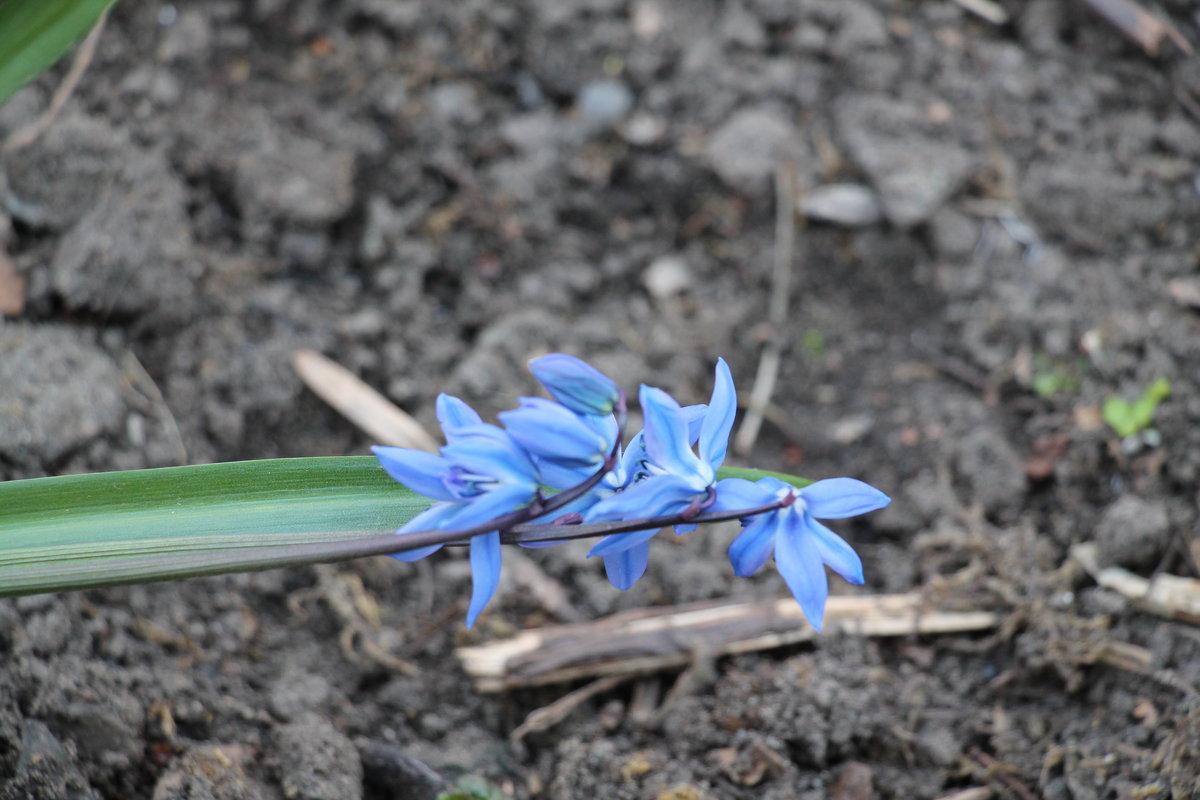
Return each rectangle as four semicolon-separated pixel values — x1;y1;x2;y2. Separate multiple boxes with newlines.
291;349;440;451
0;250;25;317
456;592;1000;691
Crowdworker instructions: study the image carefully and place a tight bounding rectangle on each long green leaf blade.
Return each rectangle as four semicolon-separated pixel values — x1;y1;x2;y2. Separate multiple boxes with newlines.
0;457;426;595
0;0;117;107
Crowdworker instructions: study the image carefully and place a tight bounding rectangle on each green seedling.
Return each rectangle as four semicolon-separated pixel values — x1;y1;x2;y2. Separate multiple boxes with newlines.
1031;354;1081;398
803;328;826;357
436;777;507;800
1102;377;1170;438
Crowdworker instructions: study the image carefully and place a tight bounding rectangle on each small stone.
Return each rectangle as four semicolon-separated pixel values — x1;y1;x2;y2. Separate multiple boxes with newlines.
927;206;979;259
577;79;634;124
707;106;799;194
800;183;883;227
428;82;482;126
271;714;362;800
621;112;667;146
5;721;101;800
916;725;961;767
954;426;1025;519
1095;496;1171;571
0;325;125;462
837;94;974;228
642;255;692;299
360;742;444;800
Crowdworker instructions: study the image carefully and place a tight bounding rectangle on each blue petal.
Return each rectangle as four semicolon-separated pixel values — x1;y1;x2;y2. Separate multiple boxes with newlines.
584;473;703;524
805;515;864;585
727;513;780;576
442;482;536;531
774;520;830;631
711;477;777;513
441;425;538;487
533;456;595;491
800;478;891;519
529;353;620;416
674;522;698;534
699;358;736;470
500;398;608;465
640;385;705;483
618;431;648;483
682;404;708;445
372;446;457;501
437;394;482;440
391;502;459;561
465;531;502;627
587;526;660;558
604;542;649;590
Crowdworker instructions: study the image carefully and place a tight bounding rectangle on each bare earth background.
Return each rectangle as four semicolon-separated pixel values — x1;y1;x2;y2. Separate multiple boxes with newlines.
2;0;1200;798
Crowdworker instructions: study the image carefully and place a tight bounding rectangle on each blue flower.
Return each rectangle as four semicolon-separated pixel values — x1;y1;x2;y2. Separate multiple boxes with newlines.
372;393;540;627
586;359;736;590
499;397;617;488
712;476;890;631
529;353;622;416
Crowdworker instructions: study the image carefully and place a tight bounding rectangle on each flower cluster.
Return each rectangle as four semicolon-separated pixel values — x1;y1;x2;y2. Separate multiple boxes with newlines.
373;354;889;629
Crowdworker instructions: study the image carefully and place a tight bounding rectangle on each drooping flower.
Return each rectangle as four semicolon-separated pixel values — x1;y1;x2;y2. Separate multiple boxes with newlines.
372;393;540;627
711;475;890;631
586;359;736;589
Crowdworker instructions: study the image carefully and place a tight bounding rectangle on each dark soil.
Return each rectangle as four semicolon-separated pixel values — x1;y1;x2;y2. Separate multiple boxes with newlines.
3;1;1200;798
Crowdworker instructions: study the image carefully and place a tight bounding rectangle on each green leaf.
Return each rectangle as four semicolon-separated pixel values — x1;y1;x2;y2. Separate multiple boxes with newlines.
0;458;812;598
1102;377;1171;438
0;0;118;107
716;466;812;489
0;457;427;596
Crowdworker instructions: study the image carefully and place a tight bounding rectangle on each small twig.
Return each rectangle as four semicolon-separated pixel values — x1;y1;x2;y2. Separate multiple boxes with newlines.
3;15;108;154
1078;0;1193;57
950;0;1008;24
736;164;797;455
292;349;440;452
121;351;188;466
968;750;1039;800
457;592;1000;691
509;674;634;741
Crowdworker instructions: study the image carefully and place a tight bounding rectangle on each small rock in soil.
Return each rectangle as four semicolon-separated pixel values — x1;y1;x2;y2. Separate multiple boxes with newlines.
0;325;125;463
706;106;799;194
360;742;443;800
577;79;635;124
800;183;884;228
48;135;201;322
1095;495;1170;571
152;744;274;800
836;94;974;229
0;721;100;800
953;426;1026;519
271;713;363;800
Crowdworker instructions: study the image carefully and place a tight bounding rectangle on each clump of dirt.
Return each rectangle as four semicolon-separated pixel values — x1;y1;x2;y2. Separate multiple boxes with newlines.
2;0;1199;798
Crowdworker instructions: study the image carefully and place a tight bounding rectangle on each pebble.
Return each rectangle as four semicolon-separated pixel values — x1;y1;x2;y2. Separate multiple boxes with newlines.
577;79;635;123
800;183;884;227
1095;496;1170;570
642;255;692;299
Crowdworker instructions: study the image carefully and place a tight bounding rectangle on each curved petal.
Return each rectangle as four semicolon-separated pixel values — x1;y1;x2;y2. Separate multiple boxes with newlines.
800;478;891;519
465;531;502;628
640;385;705;482
500;398;607;465
442;482;536;531
603;542;650;590
436;394;482;440
673;522;698;534
529;353;620;416
805;516;864;585
727;513;780;576
584;473;702;523
391;502;459;561
441;425;538;486
681;404;708;445
711;477;776;514
372;446;457;501
587;526;660;558
774;521;830;631
699;358;736;470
